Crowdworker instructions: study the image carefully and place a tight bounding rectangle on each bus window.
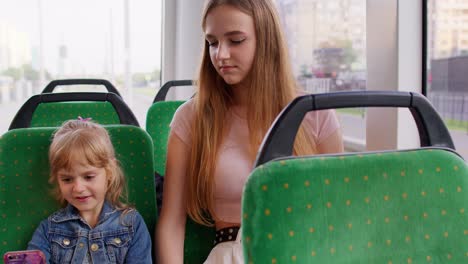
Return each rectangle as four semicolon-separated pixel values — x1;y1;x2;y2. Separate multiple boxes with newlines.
275;0;367;151
0;0;162;134
426;0;468;159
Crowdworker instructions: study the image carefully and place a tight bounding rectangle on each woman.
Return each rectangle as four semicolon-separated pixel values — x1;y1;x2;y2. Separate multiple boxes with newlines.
156;0;344;263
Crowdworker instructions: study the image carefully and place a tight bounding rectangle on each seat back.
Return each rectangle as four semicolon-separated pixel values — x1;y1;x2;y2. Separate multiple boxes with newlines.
242;91;467;263
152;79;193;103
9;92;139;130
146;100;184;176
26;79;126;128
0;125;156;255
243;149;467;263
183;220;216;264
147;79;194;176
41;79;121;96
31;101;121;127
146;103;215;262
146;80;215;262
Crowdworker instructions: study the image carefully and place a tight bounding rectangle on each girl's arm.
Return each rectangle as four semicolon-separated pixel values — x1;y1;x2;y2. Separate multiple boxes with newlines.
125;211;153;264
155;132;189;264
27;220;51;263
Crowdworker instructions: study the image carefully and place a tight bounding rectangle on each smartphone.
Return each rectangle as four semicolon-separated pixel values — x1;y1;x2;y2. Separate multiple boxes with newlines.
3;250;46;264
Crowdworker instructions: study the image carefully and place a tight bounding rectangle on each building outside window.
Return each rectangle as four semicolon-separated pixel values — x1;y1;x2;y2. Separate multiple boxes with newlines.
275;0;366;151
0;0;162;133
427;0;468;159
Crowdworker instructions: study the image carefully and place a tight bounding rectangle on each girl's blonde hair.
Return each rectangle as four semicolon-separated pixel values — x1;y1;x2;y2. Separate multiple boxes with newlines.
187;0;316;226
48;120;129;210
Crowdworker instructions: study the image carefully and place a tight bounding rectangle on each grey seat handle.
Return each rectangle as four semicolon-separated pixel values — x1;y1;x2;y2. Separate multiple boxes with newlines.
9;92;139;130
254;91;454;167
42;79;121;97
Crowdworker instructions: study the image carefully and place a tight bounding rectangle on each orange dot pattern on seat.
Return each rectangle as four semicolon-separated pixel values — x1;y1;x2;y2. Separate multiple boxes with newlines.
146;100;215;263
0;125;156;256
30;102;120;127
242;149;468;263
146;101;184;176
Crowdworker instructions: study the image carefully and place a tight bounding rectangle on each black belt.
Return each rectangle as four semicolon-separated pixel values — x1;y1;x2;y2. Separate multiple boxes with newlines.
213;226;240;246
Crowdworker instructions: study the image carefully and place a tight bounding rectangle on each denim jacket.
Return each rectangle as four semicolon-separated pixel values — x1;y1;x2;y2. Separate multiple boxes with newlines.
27;201;152;264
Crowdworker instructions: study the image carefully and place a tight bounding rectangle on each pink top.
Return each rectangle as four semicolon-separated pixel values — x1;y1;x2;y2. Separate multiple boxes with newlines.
170;100;340;223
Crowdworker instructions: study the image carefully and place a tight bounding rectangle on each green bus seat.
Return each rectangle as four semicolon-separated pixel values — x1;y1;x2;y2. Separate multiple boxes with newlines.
146;100;214;263
9;92;139;130
242;91;467;263
151;80;193;104
243;149;467;263
41;79;121;96
147;79;194;176
146;80;215;263
27;79;126;128
31;101;120;127
146;100;185;177
0;125;156;257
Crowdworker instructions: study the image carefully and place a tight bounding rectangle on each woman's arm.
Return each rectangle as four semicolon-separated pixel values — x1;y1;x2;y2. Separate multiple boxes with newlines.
155;132;190;264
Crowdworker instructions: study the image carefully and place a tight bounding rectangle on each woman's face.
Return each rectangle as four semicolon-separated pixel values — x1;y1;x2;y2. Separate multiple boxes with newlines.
204;4;256;86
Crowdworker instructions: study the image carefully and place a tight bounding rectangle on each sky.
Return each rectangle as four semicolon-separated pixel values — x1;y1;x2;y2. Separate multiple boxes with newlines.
0;0;162;76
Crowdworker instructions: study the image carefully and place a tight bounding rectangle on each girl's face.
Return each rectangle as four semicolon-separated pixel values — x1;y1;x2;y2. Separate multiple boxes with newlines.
205;4;256;86
56;156;109;224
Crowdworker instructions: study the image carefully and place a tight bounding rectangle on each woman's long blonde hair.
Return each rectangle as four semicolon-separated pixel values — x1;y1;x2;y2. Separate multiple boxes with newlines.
48;120;129;211
187;0;316;226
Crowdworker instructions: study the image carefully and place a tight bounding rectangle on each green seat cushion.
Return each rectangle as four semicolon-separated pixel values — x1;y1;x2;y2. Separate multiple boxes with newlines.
0;126;156;255
242;149;468;263
183;219;215;264
146;101;216;263
146;101;184;176
30;102;121;127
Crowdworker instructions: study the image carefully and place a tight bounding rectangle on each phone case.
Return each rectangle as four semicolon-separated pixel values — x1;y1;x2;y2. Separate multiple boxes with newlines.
3;250;46;264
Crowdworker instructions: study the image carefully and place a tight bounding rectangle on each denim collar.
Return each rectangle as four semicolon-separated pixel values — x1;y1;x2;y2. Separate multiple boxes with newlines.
50;200;116;224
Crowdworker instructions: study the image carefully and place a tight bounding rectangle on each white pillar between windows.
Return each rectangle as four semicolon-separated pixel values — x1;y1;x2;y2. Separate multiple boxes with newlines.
366;0;421;151
396;0;422;149
162;0;204;100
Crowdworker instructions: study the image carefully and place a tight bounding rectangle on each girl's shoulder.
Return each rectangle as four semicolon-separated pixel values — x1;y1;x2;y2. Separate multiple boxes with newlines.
117;208;143;224
49;207;67;219
48;205;81;223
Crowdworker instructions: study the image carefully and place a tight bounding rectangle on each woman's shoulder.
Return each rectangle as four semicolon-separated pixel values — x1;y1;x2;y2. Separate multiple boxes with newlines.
170;99;196;145
295;90;340;143
171;99;195;124
174;99;195;116
304;108;337;120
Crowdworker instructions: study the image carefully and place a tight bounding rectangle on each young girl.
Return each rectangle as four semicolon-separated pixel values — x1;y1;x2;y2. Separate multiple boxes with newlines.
27;119;152;264
156;0;344;263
